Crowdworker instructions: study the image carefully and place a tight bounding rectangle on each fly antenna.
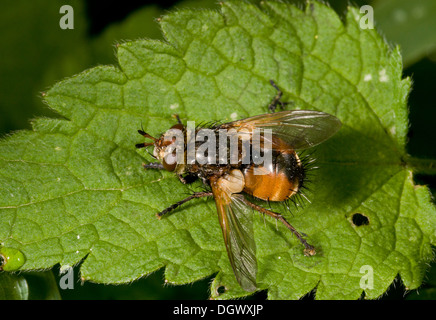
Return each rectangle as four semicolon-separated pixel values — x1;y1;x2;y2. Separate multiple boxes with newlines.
138;129;157;142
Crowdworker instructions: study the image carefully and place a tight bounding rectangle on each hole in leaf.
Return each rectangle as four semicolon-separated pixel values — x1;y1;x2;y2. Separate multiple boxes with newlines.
216;285;226;295
352;213;369;226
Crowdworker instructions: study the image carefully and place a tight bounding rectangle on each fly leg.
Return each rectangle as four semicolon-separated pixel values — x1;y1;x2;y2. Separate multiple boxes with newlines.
177;174;188;184
172;114;182;124
141;164;196;185
142;162;164;170
140;164;211;216
157;192;213;219
241;197;316;256
268;80;289;113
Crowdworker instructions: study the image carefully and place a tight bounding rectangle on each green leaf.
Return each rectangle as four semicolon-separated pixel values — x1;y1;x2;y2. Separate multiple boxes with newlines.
0;0;435;300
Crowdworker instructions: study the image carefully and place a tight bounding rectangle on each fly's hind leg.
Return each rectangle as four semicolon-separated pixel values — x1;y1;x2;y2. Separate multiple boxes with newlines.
241;197;316;256
268;80;290;113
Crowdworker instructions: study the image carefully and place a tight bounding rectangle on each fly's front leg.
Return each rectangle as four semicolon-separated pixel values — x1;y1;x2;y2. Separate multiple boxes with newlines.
157;191;213;219
142;162;164;170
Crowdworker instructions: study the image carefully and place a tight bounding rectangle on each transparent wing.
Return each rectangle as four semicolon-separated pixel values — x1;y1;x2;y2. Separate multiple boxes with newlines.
211;183;257;292
221;110;342;150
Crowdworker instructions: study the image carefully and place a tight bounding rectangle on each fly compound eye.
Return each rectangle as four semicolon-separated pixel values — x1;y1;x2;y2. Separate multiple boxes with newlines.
170;123;184;131
163;148;177;172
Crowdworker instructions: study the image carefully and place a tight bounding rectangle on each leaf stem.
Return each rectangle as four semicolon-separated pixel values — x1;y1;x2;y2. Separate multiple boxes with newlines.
405;156;436;175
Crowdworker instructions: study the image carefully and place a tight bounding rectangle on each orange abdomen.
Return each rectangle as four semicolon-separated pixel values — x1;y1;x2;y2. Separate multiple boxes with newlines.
242;151;303;202
244;168;298;201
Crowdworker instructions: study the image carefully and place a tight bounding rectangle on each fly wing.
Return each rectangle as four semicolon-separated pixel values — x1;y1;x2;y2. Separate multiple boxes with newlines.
211;183;257;292
220;110;341;150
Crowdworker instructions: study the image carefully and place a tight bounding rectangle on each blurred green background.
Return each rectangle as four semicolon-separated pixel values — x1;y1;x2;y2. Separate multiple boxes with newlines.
0;0;435;300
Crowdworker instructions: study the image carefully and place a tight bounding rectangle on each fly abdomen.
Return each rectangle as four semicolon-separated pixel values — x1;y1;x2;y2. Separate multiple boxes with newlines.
243;150;304;202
